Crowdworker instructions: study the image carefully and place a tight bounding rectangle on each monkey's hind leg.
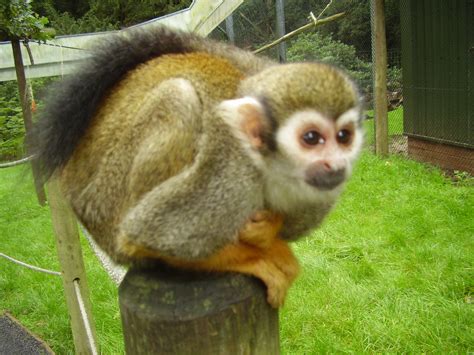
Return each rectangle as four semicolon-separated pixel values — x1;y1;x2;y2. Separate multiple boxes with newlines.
119;211;300;308
197;238;300;308
165;211;300;308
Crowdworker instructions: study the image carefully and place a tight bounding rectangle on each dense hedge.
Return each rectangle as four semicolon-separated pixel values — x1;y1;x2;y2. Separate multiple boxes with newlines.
0;78;55;160
0;81;24;160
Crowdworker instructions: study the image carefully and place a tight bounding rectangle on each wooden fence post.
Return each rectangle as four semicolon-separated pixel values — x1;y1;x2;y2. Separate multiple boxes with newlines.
371;0;389;156
275;0;287;62
11;39;47;205
119;267;280;354
48;179;98;354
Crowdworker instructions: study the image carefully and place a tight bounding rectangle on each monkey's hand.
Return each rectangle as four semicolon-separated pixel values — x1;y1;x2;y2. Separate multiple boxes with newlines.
235;211;300;307
238;210;283;249
165;211;300;307
227;237;300;308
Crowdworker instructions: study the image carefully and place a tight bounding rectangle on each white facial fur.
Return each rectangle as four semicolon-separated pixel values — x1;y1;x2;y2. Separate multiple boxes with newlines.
219;98;363;213
276;108;362;173
264;108;363;212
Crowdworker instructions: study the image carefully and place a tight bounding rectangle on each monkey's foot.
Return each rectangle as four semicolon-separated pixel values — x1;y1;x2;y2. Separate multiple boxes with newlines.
231;239;300;308
232;211;299;306
119;236;300;307
166;238;300;308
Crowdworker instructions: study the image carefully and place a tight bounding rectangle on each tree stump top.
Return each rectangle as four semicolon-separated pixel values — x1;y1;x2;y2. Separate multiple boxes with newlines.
119;266;280;355
120;266;267;320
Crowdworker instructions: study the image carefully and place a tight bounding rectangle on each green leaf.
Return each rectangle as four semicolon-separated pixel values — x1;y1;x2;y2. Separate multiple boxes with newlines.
0;0;54;41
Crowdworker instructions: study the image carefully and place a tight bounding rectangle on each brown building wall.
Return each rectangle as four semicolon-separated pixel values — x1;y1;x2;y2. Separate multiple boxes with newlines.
408;137;474;174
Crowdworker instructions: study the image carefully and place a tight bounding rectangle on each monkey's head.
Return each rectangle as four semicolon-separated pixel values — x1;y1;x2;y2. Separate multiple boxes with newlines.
219;62;363;210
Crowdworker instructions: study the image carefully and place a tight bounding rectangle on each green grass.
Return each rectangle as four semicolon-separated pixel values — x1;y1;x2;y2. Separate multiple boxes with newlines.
0;167;124;354
1;153;473;353
281;153;473;353
364;106;404;145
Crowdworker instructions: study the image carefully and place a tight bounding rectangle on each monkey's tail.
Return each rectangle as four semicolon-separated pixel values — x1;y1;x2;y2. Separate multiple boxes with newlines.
32;26;200;180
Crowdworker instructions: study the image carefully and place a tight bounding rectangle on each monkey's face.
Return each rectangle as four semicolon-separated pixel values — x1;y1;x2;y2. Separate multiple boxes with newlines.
274;107;363;192
219;95;363;201
220;62;363;209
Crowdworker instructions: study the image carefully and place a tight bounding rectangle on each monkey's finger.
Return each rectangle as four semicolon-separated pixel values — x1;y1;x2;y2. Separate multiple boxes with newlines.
228;258;289;308
263;238;300;281
262;263;290;308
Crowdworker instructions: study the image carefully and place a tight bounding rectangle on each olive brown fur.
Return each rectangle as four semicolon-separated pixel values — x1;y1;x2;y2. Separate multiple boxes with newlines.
34;26;272;180
33;26;363;306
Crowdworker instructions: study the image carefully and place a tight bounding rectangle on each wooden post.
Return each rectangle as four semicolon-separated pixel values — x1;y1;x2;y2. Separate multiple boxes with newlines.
48;179;98;355
275;0;287;62
119;267;280;354
371;0;389;156
11;39;47;205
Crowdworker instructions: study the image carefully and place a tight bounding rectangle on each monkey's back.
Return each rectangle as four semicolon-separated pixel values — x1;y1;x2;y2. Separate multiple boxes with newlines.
58;52;252;261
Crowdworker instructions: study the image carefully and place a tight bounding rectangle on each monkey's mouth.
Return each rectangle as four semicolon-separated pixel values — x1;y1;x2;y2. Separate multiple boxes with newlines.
305;170;346;191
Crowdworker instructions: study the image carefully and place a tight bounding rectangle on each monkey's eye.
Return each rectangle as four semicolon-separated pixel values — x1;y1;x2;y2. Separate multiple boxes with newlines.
302;130;324;146
336;129;352;144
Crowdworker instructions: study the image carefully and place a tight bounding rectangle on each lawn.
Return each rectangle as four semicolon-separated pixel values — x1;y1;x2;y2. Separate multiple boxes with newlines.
364;106;404;146
0;167;123;353
0;152;473;353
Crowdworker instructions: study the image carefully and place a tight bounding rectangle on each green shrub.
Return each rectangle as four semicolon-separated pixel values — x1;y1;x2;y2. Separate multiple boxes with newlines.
0;77;57;160
42;4;118;35
387;65;402;93
0;82;24;160
288;32;372;93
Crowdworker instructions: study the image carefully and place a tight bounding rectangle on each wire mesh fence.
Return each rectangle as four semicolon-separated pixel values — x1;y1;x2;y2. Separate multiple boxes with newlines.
209;0;472;175
0;0;472;174
209;0;405;155
399;0;473;175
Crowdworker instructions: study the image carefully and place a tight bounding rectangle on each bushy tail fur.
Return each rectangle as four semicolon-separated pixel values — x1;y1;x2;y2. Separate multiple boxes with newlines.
33;26;199;180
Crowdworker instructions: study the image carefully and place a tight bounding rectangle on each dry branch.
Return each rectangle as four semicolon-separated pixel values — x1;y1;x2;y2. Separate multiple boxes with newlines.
253;12;345;54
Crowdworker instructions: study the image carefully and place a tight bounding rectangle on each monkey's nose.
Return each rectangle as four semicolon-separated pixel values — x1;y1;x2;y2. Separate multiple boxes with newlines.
305;162;346;190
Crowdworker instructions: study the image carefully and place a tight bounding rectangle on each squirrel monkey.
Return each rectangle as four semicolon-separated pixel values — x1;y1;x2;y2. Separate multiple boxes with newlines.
34;27;363;307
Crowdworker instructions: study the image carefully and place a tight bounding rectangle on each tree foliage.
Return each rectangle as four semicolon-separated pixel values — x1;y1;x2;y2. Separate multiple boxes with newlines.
304;0;401;58
36;3;118;34
31;0;192;35
287;32;372;94
0;1;54;160
0;81;24;159
210;0;400;66
0;77;56;160
0;0;53;40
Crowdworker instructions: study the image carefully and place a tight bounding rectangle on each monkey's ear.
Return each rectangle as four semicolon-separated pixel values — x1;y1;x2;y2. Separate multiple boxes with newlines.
219;97;270;150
